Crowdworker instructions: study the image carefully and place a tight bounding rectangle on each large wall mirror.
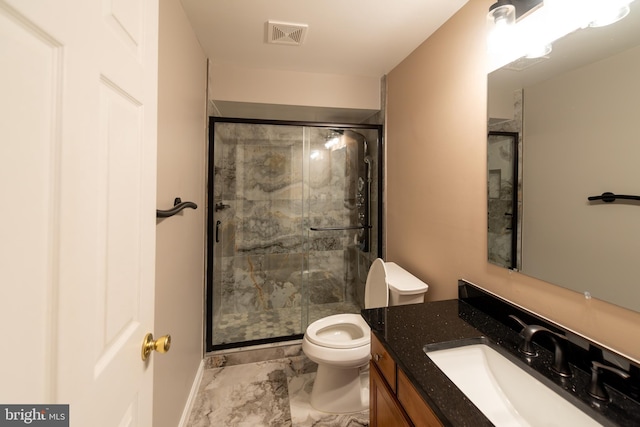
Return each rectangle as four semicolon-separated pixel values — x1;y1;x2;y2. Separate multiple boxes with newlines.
487;1;640;313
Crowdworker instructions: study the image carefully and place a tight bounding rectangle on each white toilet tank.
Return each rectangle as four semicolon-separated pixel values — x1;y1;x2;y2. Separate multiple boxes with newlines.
385;262;429;306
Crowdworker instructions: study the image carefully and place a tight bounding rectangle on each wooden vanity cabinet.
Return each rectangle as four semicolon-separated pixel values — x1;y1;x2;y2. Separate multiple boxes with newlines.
370;333;443;427
371;329;396;391
370;362;412;427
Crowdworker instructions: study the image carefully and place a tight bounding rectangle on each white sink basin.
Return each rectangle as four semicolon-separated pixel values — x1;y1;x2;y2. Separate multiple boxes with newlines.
425;343;601;426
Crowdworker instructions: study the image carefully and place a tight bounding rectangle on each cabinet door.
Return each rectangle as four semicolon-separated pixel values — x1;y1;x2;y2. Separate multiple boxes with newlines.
372;332;397;392
370;362;412;427
397;369;443;427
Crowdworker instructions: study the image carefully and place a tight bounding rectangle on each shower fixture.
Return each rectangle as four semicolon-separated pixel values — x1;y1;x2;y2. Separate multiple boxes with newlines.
215;202;230;211
324;130;344;150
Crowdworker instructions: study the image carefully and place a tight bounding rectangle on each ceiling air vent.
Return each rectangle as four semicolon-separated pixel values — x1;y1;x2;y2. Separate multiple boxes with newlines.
266;21;308;46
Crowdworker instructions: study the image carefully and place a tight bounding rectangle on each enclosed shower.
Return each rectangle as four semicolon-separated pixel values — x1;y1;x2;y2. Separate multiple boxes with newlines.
206;118;382;350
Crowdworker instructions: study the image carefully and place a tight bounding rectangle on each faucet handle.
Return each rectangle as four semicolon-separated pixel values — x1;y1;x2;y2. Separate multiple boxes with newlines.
508;314;567;340
508;315;571;377
508;315;537;355
509;315;553;355
508;314;528;330
587;361;630;401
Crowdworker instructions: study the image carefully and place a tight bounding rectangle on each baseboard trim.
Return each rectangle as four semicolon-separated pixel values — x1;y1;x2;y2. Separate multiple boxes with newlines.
177;359;205;427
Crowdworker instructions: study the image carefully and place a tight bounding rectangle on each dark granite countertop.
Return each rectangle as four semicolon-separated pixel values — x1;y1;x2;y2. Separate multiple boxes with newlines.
362;296;640;427
363;300;493;426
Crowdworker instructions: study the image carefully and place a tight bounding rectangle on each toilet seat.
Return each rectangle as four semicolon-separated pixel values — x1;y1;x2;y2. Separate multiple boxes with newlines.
304;313;370;349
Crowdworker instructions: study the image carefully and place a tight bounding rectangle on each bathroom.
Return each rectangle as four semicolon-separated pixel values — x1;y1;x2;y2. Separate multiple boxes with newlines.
162;0;640;424
6;0;639;426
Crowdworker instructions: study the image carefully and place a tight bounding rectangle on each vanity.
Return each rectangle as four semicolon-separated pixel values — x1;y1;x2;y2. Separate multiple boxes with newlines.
370;331;442;426
363;281;640;426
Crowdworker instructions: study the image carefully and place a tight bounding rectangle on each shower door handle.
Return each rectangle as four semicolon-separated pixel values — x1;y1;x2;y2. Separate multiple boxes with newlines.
215;220;221;243
310;225;371;231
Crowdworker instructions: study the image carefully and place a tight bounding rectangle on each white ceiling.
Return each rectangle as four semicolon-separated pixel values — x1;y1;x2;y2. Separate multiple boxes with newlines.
180;0;468;78
179;0;468;122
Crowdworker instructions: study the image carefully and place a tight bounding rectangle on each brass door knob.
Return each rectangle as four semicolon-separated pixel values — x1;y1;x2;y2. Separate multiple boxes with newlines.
141;333;171;361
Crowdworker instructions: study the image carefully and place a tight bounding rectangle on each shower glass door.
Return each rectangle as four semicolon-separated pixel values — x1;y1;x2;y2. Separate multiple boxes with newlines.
208;119;381;350
304;127;381;327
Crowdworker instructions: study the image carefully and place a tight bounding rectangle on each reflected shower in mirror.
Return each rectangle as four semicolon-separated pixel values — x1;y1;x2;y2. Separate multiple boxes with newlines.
487;1;640;312
487;132;519;270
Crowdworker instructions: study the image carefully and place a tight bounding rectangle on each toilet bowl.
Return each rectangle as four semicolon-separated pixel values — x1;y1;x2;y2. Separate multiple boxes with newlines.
302;258;428;413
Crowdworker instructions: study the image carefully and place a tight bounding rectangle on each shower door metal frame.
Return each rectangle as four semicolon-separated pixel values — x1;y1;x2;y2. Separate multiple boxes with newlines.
205;117;384;352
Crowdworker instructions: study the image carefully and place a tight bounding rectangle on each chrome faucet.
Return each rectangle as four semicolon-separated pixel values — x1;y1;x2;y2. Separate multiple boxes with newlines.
587;361;630;401
509;315;572;377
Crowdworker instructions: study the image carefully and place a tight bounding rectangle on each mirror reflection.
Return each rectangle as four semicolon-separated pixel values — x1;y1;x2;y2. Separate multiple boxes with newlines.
487;131;519;269
487;1;640;312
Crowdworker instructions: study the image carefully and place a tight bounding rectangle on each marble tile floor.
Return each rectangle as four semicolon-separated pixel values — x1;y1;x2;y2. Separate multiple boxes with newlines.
187;353;369;427
212;301;362;345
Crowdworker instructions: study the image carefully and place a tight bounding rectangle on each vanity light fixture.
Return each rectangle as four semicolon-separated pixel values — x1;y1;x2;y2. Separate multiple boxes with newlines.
487;0;635;61
487;0;543;53
487;0;543;26
588;0;632;27
488;0;516;29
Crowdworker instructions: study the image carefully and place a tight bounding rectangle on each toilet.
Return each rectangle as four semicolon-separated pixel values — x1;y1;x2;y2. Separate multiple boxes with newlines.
302;258;428;413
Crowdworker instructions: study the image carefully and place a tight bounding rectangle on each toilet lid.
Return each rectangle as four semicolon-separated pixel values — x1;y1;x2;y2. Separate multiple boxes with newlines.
385;262;429;295
364;258;389;309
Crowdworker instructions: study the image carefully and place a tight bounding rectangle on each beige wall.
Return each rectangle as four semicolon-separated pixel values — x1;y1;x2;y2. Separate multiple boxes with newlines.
209;62;381;110
155;0;207;426
386;0;640;362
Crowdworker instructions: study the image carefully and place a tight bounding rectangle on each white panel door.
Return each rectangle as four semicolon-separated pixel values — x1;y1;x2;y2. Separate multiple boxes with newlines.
0;0;158;425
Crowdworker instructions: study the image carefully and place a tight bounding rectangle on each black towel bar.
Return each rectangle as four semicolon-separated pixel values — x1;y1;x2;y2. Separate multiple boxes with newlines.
310;225;372;231
587;192;640;203
157;197;198;218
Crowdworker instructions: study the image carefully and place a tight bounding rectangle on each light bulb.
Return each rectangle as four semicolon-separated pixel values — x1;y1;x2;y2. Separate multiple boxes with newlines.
588;0;633;27
488;3;516;27
487;2;517;54
589;5;630;27
526;43;552;58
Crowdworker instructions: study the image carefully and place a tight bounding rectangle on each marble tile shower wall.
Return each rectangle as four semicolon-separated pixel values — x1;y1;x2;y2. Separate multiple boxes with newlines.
213;123;361;327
